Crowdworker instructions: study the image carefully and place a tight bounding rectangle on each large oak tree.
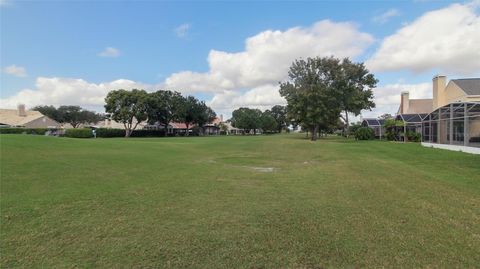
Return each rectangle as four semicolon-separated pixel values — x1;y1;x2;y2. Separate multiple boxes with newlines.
146;90;184;136
104;89;148;137
280;56;375;141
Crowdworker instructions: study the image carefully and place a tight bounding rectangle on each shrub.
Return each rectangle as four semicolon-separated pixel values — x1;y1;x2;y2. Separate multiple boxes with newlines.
384;119;404;141
65;128;93;138
130;129;166;137
96;128;125;138
191;126;202;136
406;131;421;142
354;127;374;140
0;128;48;135
348;123;362;135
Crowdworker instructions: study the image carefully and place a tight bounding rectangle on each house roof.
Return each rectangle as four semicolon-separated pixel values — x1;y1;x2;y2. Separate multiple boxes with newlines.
362;118;385;126
451;78;480;95
168;122;195;129
0;109;45;126
397;113;428;123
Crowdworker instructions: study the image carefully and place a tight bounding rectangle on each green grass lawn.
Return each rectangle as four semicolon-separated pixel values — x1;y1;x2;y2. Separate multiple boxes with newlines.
1;134;479;268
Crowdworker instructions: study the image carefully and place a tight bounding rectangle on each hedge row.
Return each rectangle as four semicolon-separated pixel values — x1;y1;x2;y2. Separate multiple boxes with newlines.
65;128;93;138
0;128;48;135
95;128;125;137
94;128;168;137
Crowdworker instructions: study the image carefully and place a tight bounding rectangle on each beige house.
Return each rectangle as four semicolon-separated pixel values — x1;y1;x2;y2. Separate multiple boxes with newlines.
392;76;480;153
398;92;432;115
0;105;60;128
422;76;480;153
432;76;480;109
397;76;480;115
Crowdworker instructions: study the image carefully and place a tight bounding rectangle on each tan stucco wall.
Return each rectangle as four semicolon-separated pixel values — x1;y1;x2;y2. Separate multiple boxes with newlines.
24;116;60;128
439;82;468;107
433;80;479;110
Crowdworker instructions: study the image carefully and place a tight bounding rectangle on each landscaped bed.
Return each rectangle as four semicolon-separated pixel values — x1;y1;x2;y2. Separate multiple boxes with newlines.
1;134;479;267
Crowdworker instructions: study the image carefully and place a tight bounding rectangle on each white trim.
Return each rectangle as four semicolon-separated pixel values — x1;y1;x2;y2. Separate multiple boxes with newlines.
421;142;480;155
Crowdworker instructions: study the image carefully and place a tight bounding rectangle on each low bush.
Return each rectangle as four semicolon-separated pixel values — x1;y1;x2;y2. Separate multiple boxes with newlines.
65;128;93;138
406;131;421;142
96;128;125;138
130;129;166;137
0;128;48;135
354;127;374;140
348;123;362;135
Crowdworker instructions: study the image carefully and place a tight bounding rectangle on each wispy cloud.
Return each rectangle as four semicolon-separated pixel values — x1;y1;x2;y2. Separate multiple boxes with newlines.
3;65;27;77
372;9;400;24
174;23;191;38
0;0;12;7
98;47;120;57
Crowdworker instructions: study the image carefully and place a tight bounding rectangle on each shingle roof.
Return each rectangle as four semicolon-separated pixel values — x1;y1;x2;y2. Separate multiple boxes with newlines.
362;118;382;126
397;113;428;123
0;109;45;126
452;78;480;95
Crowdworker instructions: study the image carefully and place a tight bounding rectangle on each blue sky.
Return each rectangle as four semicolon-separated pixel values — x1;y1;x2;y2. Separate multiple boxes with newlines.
1;0;479;118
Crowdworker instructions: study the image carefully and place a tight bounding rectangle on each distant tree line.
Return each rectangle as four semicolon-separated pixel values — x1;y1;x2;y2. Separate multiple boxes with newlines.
279;56;377;141
230;105;288;134
104;89;216;137
32;105;103;128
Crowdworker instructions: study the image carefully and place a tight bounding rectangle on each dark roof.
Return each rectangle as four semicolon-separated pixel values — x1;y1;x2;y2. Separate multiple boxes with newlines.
396;113;428;123
362;118;384;126
452;78;480;95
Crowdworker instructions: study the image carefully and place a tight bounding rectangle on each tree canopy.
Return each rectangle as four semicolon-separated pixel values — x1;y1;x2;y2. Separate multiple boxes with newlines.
231;107;262;134
270;105;288;133
32;105;102;128
104;89;149;137
177;96;216;135
279;56;376;140
260;111;278;133
146;90;184;136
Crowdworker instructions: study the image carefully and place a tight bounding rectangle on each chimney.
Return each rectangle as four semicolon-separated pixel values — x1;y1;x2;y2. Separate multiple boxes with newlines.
17;104;27;117
220;114;223;122
401;91;409;114
433;75;446;110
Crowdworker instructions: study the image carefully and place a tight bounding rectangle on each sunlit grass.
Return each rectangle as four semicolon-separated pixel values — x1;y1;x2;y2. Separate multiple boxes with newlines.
1;134;479;267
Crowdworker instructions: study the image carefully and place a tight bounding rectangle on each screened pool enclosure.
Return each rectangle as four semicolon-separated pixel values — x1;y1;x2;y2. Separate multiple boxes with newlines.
422;102;480;148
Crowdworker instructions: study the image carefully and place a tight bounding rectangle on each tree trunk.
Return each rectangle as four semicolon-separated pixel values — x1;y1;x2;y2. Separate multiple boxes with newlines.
345;110;349;137
254;128;256;135
125;129;131;137
185;123;189;136
311;124;319;141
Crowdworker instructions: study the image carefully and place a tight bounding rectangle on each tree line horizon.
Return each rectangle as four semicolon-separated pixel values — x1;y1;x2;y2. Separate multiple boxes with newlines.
33;56;376;139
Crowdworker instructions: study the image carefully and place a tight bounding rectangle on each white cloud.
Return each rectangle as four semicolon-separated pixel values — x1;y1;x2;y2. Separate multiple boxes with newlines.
98;47;120;57
3;65;27;77
361;82;431;118
372;9;400;24
366;2;480;75
164;20;374;116
165;20;374;94
174;23;191;38
2;20;375;117
0;0;12;7
209;84;286;110
0;77;152;109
